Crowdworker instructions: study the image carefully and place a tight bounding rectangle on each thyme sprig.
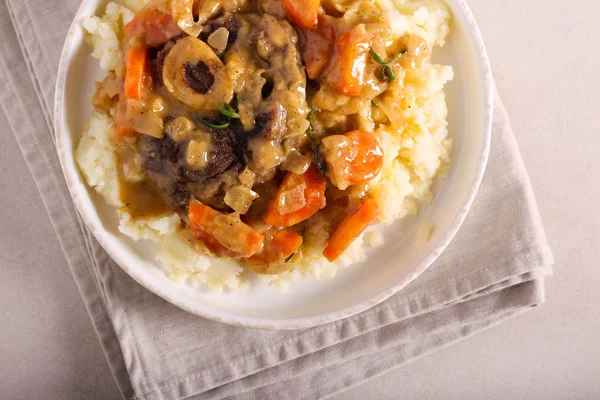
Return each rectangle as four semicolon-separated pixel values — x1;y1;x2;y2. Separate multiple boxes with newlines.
196;100;240;129
313;144;327;180
195;115;230;130
306;110;316;142
369;47;406;83
217;101;240;119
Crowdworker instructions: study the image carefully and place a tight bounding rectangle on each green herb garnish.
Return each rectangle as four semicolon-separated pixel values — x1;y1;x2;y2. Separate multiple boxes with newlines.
195;114;230;130
380;65;396;82
218;101;240;119
306;126;315;141
313;144;327;180
370;47;401;83
371;100;379;107
306;110;316;142
369;48;388;65
369;47;400;66
284;253;295;263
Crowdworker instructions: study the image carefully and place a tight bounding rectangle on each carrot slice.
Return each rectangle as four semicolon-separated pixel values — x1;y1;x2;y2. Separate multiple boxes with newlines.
193;229;235;257
189;201;264;258
345;130;383;183
124;44;150;101
116;125;136;137
264;165;327;228
282;0;320;30
113;96;136;136
327;24;371;96
248;229;303;265
303;15;336;79
124;7;181;46
323;198;379;262
321;130;384;189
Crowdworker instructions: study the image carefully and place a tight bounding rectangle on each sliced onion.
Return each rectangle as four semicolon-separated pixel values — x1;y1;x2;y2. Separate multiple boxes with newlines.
208;27;230;51
278;183;306;215
224;185;259;214
377;98;406;129
126;100;165;138
132;115;164;138
282;150;312;175
170;0;202;37
186;138;211;169
238;167;257;187
171;0;222;38
103;72;121;98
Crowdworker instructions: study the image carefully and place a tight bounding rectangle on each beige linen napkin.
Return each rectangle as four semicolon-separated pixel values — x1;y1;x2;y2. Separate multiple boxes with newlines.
0;1;554;399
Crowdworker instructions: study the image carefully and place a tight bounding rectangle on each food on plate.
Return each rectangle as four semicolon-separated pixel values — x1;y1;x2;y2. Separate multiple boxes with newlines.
77;0;453;292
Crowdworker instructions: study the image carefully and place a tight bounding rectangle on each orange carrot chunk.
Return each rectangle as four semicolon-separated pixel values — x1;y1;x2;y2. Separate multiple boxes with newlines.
189;201;264;258
248;230;304;264
303;15;336;79
282;0;320;30
124;44;151;101
321;130;384;190
113;96;136;136
323;198;379;262
124;6;181;46
327;24;371;96
264;165;327;228
116;125;137;137
345;130;384;183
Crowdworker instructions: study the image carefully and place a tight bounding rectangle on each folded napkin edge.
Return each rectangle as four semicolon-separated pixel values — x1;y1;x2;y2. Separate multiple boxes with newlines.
141;278;544;400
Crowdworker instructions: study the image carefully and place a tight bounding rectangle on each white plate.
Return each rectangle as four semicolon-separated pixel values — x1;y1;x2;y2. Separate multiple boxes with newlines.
54;0;493;330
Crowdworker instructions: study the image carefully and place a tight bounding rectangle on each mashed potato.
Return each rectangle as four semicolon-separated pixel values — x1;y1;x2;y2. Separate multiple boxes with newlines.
117;210;181;242
78;0;453;292
76;112;122;207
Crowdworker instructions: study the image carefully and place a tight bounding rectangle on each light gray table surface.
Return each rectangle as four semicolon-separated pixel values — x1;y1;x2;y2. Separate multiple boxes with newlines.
1;0;599;399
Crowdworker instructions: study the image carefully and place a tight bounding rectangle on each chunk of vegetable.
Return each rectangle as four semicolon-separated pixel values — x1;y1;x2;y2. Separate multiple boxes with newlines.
164;116;195;140
303;15;335;79
282;0;320;30
321;130;383;190
207;27;230;51
169;0;202;37
398;34;429;70
114;96;136;136
188;201;264;258
116;125;136;137
264;165;327;227
192;228;233;257
224;185;259;214
327;24;371;96
248;229;303;265
323;198;379;262
124;45;151;101
124;6;181;46
171;0;236;38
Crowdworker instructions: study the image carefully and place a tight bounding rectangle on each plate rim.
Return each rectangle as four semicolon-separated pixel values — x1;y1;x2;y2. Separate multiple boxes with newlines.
53;0;493;330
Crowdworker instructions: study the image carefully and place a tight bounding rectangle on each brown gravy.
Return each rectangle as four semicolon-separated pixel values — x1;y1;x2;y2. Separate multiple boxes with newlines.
119;179;173;219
